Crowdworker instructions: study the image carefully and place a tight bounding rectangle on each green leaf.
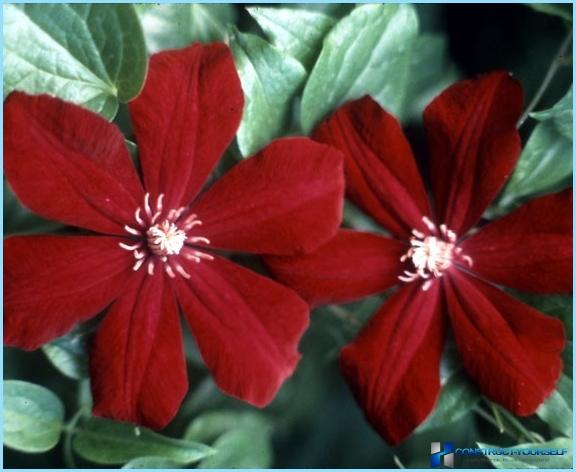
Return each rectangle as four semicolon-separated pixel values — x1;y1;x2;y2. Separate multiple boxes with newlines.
4;179;63;235
185;410;269;444
417;370;480;432
73;417;214;465
122;457;185;469
247;7;336;68
530;87;573;140
496;87;572;210
139;4;236;53
41;320;98;380
199;428;273;468
4;4;147;119
527;4;572;22
399;34;460;122
537;375;572;437
300;4;418;133
3;380;65;453
231;28;306;157
186;411;273;469
478;438;572;469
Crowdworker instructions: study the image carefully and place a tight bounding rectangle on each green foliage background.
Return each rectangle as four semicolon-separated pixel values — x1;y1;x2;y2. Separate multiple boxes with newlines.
3;3;573;469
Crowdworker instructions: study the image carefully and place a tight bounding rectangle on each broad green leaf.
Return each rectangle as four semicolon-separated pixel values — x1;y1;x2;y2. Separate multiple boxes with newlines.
4;180;63;235
527;4;572;22
122;457;185;469
188;411;273;469
41;320;99;380
185;410;269;444
73;417;214;465
537;375;572;436
139;4;236;53
496;87;572;210
300;4;418;133
199;428;273;469
418;370;480;432
4;4;147;119
231;28;306;157
531;87;572;140
399;34;460;122
3;380;65;453
478;438;572;469
247;7;336;68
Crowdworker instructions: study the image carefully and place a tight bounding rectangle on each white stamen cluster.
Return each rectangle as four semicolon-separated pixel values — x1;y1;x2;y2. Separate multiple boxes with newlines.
119;192;214;279
399;216;472;291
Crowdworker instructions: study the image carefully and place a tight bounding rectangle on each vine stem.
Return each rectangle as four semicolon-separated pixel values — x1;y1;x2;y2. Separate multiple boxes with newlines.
517;27;572;128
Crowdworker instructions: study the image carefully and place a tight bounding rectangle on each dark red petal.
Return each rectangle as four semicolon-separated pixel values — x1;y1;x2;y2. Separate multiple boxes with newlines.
264;229;406;306
445;270;564;415
340;282;444;445
192;137;344;255
174;255;309;407
460;189;573;293
4;235;134;350
4;93;144;235
424;71;523;235
91;271;187;429
313;96;430;238
129;43;243;209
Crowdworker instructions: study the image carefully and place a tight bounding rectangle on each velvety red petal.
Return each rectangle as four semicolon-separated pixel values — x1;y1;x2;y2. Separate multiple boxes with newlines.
340;282;444;445
313;96;430;238
264;229;406;306
174;255;309;407
4;93;144;235
191;137;344;255
4;235;134;350
91;271;187;429
129;43;243;210
424;71;523;235
445;270;564;416
460;189;572;293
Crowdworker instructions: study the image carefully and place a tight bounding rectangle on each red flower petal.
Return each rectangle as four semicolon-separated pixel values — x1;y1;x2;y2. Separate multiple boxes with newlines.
445;270;564;416
264;229;406;306
460;189;573;293
424;71;523;235
4;235;134;350
313;96;430;238
129;43;243;209
174;255;309;407
340;282;444;445
192;137;344;255
4;93;144;235
91;271;187;429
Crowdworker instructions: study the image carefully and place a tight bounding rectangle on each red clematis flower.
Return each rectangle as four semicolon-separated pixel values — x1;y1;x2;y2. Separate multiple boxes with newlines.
4;43;344;428
266;72;572;444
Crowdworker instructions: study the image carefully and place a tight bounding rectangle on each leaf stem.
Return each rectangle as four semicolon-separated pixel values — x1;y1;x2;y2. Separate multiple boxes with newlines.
62;408;87;468
489;401;506;433
493;404;545;444
517;27;572;128
393;454;406;469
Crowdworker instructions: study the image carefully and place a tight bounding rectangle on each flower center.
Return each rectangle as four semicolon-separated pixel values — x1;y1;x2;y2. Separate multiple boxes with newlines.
147;221;187;256
118;193;214;279
399;217;472;291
